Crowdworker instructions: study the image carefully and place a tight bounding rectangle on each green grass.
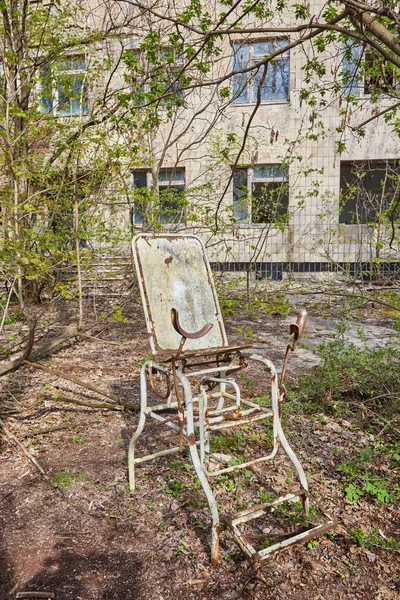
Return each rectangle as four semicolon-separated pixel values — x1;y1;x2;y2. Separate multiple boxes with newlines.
52;470;92;490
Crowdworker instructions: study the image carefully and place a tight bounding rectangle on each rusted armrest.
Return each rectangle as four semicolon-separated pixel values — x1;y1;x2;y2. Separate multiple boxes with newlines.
289;309;307;350
171;308;213;340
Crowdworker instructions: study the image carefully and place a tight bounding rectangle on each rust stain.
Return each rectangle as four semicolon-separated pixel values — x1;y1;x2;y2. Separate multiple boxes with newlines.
165;256;173;267
188;433;196;445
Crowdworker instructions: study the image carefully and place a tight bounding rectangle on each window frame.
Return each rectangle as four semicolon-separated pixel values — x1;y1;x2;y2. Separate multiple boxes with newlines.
132;168;186;226
232;39;290;105
126;47;186;107
41;55;89;117
232;164;290;225
339;159;400;225
342;43;397;98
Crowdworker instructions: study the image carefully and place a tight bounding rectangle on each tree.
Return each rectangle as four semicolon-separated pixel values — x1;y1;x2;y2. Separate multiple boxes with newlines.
1;0;400;369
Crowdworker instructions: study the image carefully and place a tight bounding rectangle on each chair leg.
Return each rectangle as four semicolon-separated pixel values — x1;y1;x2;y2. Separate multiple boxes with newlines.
176;369;221;565
128;362;149;491
240;352;310;510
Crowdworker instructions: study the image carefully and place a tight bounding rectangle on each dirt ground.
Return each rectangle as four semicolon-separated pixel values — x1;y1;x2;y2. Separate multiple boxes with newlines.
0;289;399;600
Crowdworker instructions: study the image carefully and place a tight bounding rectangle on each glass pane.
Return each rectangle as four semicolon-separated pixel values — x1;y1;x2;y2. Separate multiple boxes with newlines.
253;40;288;57
232;44;248;103
253;165;287;180
41;68;53;112
133;172;147;188
60;57;86;71
253;56;289;101
134;210;145;225
70;76;83;114
57;81;71;115
159;169;185;184
133;171;148;225
342;43;363;96
232;168;248;221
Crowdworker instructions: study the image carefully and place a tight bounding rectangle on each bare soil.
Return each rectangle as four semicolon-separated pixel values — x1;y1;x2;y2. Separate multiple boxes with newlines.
1;294;399;600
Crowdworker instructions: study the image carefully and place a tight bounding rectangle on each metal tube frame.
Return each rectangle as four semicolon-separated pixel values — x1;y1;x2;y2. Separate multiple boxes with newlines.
128;351;336;565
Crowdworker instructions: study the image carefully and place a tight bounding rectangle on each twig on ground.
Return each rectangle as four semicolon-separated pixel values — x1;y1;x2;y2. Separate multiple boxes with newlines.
24;360;121;404
41;393;124;411
78;333;124;346
0;419;46;476
20;425;71;438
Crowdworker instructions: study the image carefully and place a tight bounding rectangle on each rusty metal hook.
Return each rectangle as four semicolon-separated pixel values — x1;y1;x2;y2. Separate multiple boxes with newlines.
171;308;214;340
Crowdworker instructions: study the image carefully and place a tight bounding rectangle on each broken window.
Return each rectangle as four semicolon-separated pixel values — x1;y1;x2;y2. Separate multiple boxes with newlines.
339;160;400;224
232;165;289;224
132;168;186;226
342;43;396;97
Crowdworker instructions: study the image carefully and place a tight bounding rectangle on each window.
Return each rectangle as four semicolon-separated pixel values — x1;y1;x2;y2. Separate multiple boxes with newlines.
125;47;185;108
232;40;290;104
340;160;400;224
42;56;88;116
342;43;396;97
232;165;289;224
132;168;186;225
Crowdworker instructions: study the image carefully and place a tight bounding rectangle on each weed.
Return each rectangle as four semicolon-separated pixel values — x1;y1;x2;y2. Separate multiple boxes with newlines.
307;540;319;549
227;454;246;467
220;297;241;316
72;436;88;445
165;479;185;498
211;430;244;453
114;439;125;446
111;305;128;323
259;492;275;503
219;476;236;493
53;470;91;490
337;448;397;505
335;570;349;580
349;527;400;553
170;460;184;472
343;559;353;568
297;334;400;415
138;353;154;366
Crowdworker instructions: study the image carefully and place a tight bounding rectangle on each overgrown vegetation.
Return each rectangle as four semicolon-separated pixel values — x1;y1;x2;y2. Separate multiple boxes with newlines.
297;332;400;431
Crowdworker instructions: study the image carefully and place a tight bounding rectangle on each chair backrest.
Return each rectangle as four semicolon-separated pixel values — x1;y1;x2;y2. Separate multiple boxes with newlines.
132;234;228;355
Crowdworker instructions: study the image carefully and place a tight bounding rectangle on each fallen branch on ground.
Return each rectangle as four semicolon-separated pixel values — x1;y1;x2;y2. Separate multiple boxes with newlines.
42;393;124;411
25;360;121;404
0;419;46;476
0;321;101;377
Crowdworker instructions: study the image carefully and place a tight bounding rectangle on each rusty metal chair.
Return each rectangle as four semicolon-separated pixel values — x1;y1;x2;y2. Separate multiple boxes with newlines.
129;234;336;564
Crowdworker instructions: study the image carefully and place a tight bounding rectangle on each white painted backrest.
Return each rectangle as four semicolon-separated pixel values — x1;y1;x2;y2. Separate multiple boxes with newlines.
132;234;228;354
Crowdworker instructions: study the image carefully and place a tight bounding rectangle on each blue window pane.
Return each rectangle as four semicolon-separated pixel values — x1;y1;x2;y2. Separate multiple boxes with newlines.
254;165;287;180
343;43;363;95
232;44;248;103
253;41;274;56
134;210;145;225
58;75;87;116
233;168;248;221
41;68;53;112
253;57;289;101
253;40;288;56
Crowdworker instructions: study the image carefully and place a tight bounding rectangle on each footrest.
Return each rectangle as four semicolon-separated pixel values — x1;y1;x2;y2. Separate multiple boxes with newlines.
221;490;338;561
